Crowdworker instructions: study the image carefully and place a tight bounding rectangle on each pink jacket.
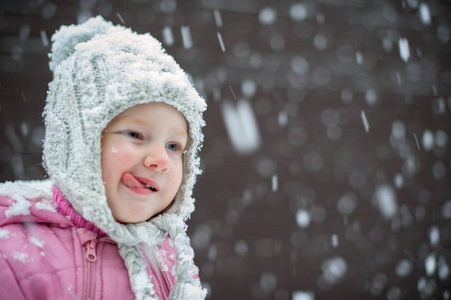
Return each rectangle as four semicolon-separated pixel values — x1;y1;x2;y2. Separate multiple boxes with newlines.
0;184;177;300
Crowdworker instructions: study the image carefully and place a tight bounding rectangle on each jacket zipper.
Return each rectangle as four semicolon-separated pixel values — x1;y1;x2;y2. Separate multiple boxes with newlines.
83;239;97;300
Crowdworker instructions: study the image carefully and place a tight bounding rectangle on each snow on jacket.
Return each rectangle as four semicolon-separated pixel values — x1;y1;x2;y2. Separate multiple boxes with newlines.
0;180;177;300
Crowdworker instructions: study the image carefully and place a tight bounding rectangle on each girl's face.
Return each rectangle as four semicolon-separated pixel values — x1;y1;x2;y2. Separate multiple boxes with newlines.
100;102;188;223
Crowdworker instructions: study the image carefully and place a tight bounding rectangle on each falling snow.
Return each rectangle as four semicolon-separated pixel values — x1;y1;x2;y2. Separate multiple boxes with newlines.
213;10;222;27
116;12;125;24
221;100;261;154
293;291;314;300
419;3;431;25
425;253;436;276
259;7;277;25
355;51;363;65
271;174;278;192
374;185;398;219
162;26;174;46
443;201;451;219
1;1;450;299
414;133;421;150
396;259;413;277
331;234;338;247
217;32;226;52
429;226;440;246
360;110;370;133
180;26;192;49
399;38;410;62
40;30;49;47
241;79;256;98
289;3;308;22
296;209;310;228
422;130;434;150
321;256;347;284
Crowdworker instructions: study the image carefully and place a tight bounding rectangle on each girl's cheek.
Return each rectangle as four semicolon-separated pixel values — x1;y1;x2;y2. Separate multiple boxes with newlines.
111;146;119;154
117;148;137;162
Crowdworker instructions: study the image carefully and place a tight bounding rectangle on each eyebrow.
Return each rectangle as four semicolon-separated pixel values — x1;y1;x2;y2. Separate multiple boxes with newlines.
170;128;188;141
117;117;188;139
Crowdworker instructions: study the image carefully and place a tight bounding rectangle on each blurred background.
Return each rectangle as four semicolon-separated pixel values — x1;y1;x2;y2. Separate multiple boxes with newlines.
0;0;450;299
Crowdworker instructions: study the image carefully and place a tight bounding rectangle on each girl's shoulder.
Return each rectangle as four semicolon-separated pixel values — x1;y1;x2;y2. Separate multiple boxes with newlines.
0;180;82;299
0;179;54;201
0;179;55;217
0;179;70;227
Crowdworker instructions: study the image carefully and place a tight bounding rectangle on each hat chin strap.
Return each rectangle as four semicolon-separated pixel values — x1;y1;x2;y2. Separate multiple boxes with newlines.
117;214;206;300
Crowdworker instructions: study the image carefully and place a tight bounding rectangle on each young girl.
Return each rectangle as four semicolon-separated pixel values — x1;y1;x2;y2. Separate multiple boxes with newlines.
0;16;206;300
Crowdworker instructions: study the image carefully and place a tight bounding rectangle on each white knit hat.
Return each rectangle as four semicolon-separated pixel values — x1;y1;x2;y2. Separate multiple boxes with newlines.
43;16;206;299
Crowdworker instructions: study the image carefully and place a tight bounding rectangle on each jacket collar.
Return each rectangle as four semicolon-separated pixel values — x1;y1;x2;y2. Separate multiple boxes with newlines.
53;185;108;238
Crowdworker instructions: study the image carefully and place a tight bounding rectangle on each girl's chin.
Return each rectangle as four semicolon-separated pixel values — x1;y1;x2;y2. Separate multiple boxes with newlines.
112;211;152;224
114;217;148;224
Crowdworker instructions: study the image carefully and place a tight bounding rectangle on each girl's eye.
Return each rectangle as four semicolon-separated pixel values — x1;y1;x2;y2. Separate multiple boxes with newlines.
166;143;180;152
124;131;142;139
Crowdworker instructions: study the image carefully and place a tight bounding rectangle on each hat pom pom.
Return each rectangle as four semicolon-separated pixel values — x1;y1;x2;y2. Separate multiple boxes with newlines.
49;16;113;72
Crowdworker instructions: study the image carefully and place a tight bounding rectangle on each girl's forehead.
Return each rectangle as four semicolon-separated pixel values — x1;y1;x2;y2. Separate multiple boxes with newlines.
117;102;184;119
108;102;188;131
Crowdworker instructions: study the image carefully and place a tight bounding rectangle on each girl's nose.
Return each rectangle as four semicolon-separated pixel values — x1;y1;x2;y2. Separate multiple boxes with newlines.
143;146;169;172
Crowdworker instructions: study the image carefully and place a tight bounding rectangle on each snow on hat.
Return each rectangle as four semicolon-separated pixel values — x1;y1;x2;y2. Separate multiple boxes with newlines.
43;16;206;299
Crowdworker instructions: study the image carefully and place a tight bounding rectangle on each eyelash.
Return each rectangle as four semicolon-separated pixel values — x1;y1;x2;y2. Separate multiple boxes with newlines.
122;131;184;153
166;143;182;152
125;131;142;140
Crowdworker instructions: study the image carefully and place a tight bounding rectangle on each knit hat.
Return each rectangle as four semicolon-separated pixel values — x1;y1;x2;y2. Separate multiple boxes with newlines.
43;16;206;299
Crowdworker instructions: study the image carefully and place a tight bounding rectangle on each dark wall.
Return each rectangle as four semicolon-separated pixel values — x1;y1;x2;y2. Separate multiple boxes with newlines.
1;0;450;299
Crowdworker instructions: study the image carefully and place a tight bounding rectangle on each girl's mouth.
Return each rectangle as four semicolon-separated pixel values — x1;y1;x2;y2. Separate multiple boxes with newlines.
122;172;159;194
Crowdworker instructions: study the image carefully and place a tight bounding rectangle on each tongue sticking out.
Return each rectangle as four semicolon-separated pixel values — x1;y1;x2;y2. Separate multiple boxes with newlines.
122;172;145;189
